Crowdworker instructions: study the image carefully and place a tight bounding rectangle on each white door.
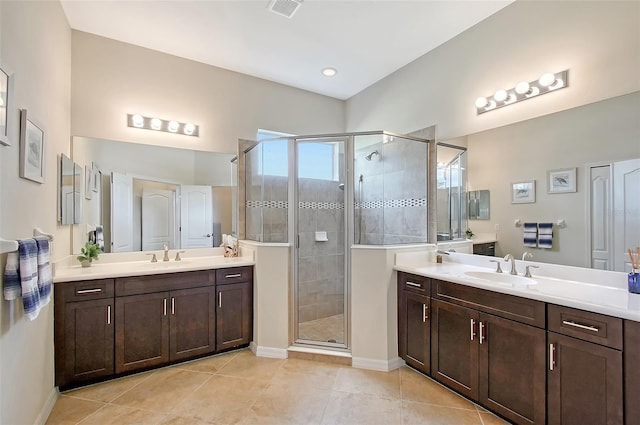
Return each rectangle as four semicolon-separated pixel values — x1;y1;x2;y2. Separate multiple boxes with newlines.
613;158;640;272
111;172;133;252
142;189;175;251
590;165;612;270
180;185;213;249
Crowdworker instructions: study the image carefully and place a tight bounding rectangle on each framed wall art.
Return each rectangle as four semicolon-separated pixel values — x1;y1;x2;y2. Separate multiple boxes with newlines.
511;180;536;204
0;65;15;146
19;109;45;183
548;168;577;193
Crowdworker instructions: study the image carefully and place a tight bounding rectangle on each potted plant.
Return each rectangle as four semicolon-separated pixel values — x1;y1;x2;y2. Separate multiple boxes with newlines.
465;228;475;239
77;241;100;267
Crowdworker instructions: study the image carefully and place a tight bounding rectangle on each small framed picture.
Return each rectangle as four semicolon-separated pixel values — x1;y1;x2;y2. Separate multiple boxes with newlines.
85;165;93;200
0;65;14;146
91;162;100;192
511;180;536;204
19;109;45;183
548;168;577;193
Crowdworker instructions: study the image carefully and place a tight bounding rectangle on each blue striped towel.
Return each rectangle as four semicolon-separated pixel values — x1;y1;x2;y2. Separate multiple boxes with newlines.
2;238;51;321
523;222;538;248
35;236;52;305
538;223;553;249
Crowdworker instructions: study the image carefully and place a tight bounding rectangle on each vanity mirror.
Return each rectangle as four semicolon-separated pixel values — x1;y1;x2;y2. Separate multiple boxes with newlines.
468;190;489;220
71;136;236;254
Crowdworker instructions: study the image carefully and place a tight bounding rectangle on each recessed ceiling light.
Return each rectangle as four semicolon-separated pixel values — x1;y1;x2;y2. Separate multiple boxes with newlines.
322;67;337;77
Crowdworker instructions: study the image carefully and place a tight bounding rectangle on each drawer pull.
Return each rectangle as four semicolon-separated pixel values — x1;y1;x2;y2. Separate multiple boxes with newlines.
405;281;422;288
225;273;242;278
107;305;111;325
422;304;428;322
470;319;476;341
549;343;556;371
76;288;102;294
562;320;599;332
479;321;485;344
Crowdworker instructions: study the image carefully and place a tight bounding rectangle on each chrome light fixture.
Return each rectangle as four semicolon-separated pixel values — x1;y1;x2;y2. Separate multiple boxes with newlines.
475;70;568;115
127;114;199;137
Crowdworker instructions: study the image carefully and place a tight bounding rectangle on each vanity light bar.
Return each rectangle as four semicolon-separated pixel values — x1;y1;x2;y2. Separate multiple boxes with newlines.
475;70;568;115
126;114;199;137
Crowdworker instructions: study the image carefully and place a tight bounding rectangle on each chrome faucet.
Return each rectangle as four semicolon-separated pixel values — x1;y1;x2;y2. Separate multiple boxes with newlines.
163;244;170;262
524;265;539;278
522;251;533;261
504;254;518;275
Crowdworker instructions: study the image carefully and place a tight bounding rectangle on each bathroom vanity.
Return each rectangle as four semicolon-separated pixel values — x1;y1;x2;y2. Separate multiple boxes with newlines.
53;260;253;390
396;254;640;425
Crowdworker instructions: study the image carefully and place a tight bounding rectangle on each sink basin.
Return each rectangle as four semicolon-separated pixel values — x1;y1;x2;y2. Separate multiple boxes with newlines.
464;271;537;287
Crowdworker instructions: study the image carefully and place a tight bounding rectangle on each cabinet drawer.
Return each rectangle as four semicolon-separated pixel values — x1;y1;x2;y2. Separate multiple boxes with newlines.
216;267;253;285
58;279;114;301
398;272;430;295
548;304;622;349
433;279;545;328
116;270;214;296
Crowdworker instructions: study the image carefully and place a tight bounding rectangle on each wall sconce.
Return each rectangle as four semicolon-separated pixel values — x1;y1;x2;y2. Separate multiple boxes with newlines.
475;70;568;115
127;114;199;137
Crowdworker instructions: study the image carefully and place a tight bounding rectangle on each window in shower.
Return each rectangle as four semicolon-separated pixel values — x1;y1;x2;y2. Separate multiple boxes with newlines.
353;133;429;245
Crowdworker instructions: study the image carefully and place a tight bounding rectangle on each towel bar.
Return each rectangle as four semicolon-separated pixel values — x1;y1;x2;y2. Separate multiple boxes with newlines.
0;238;19;254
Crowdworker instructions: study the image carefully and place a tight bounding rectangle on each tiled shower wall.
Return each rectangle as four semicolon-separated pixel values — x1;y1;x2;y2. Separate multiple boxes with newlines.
354;138;428;245
297;177;345;327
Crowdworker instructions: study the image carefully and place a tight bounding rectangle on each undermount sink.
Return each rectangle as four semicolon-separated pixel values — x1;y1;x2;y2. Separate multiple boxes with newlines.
464;271;538;287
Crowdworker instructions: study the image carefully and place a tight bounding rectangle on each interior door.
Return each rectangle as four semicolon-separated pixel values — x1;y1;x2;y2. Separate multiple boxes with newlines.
613;158;640;272
111;172;133;252
590;165;611;270
180;185;213;249
142;189;175;250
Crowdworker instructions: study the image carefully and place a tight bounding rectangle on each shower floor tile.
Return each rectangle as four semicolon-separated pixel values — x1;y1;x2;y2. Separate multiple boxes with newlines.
298;313;344;343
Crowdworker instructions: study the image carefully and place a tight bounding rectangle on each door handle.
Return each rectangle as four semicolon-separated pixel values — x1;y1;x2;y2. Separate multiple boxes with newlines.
479;321;485;344
163;298;167;316
218;292;222;308
107;305;111;325
203;234;211;237
422;304;428;322
549;343;556;371
171;297;175;315
470;319;476;341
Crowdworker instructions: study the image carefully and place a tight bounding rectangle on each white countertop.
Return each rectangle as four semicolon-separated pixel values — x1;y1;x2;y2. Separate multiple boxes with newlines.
54;252;255;283
395;251;640;322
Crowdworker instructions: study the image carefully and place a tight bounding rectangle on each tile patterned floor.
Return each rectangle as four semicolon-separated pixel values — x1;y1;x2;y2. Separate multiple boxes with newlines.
46;349;511;425
298;314;345;343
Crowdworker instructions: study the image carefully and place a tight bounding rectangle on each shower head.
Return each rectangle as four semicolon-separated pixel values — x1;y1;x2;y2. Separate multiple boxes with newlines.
365;150;380;161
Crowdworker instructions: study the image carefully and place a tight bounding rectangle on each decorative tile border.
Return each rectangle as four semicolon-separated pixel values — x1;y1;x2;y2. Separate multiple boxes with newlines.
356;198;427;208
246;200;288;208
298;201;344;210
246;198;426;210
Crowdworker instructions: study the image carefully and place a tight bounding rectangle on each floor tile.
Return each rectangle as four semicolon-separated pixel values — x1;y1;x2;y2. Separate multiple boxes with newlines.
333;367;401;399
44;395;105;425
402;400;484;425
171;374;267;425
480;411;512;425
400;366;476;410
321;391;402;425
247;382;332;424
75;404;169;425
269;368;337;390
64;372;152;403
217;349;285;381
110;368;211;413
173;351;239;374
280;358;342;377
158;415;214;425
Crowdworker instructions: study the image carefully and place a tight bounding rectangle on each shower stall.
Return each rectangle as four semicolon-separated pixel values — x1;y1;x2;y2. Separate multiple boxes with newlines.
244;131;429;350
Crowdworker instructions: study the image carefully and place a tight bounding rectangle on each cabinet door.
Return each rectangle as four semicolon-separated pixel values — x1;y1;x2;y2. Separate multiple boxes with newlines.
431;299;479;400
216;281;252;351
64;299;114;385
548;332;623;425
478;313;545;425
398;291;430;374
170;286;216;360
115;292;169;373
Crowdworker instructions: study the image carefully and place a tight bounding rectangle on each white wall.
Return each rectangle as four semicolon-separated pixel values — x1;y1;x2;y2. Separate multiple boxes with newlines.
71;31;345;154
467;92;640;267
346;1;640;139
0;2;71;424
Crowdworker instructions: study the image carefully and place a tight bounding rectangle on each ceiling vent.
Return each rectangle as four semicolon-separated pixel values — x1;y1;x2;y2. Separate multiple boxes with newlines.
267;0;303;19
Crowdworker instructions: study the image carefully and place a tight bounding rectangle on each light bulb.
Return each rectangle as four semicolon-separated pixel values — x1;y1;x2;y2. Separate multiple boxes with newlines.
322;67;337;77
132;114;144;128
150;118;162;130
515;81;530;95
475;97;488;108
168;120;179;132
184;123;196;135
539;72;556;87
494;89;508;102
549;78;564;90
526;86;540;98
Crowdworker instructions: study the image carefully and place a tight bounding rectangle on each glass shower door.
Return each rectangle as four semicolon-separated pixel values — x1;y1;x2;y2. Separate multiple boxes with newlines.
294;137;348;347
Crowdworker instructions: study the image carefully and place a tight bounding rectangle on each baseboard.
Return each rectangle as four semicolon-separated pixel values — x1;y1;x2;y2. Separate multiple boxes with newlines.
34;386;58;425
352;356;404;372
251;342;288;359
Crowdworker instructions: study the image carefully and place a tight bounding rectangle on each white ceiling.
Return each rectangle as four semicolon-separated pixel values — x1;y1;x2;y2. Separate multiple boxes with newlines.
60;0;513;100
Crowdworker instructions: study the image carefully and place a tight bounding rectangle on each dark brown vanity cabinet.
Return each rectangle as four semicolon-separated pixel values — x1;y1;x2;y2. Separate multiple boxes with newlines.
430;279;546;425
54;279;115;387
547;305;623;425
397;273;430;374
472;242;495;256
